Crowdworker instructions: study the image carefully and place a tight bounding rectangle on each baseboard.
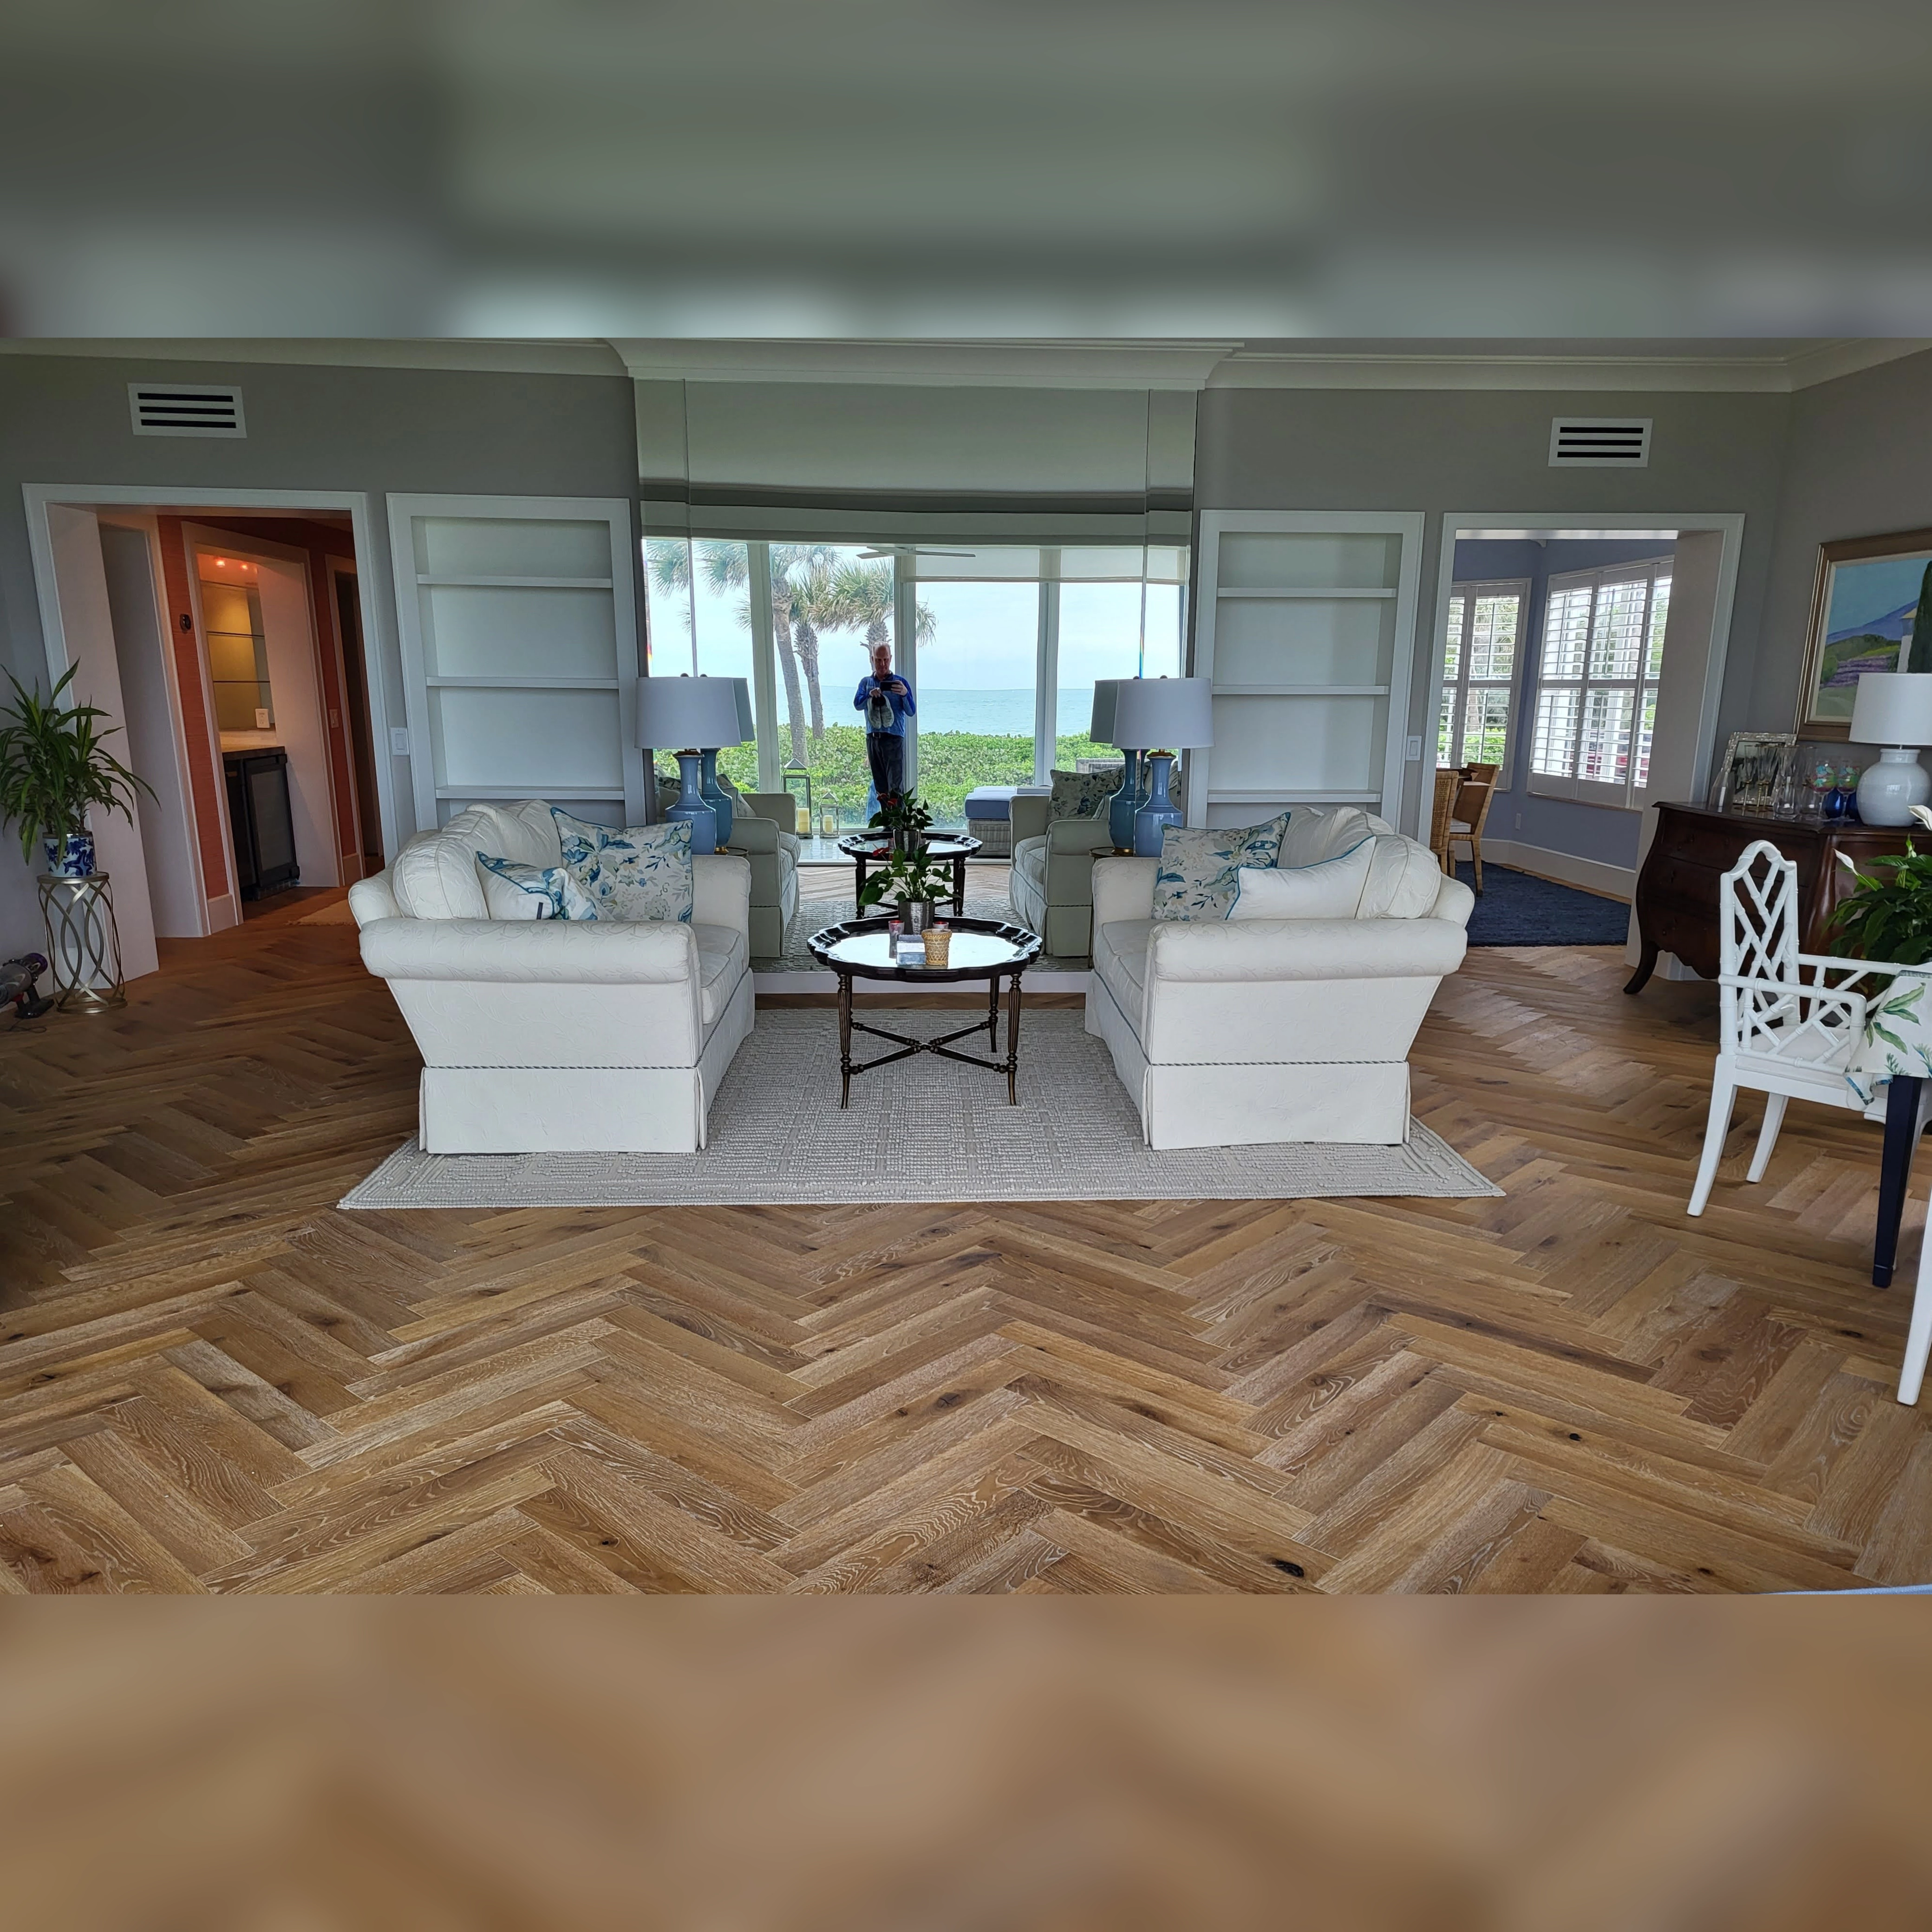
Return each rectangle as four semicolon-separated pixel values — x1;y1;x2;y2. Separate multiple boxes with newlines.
1478;838;1634;903
205;893;241;933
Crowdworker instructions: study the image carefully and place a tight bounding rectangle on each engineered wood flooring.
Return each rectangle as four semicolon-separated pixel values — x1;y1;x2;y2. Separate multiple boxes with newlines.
0;897;1927;1593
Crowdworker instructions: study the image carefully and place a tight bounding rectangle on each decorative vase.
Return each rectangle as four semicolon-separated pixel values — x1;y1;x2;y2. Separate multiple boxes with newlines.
663;751;718;854
698;750;733;846
1106;748;1143;852
901;898;937;935
42;831;95;879
1132;753;1184;858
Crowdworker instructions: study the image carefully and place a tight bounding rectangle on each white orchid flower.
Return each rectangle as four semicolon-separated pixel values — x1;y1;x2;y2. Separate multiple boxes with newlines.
1911;804;1932;830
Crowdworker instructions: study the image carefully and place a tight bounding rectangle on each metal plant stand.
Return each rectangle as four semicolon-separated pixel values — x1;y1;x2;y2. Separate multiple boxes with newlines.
38;872;126;1012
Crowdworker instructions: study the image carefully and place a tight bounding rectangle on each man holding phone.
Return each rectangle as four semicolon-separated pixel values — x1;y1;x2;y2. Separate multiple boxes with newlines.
854;641;916;803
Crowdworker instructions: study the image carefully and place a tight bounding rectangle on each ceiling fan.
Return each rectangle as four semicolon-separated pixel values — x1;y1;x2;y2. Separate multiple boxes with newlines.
857;543;973;560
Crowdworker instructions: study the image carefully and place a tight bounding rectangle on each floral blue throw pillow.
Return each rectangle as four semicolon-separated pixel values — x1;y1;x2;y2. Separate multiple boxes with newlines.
550;807;694;923
1152;814;1291;920
1049;767;1121;821
475;852;598;921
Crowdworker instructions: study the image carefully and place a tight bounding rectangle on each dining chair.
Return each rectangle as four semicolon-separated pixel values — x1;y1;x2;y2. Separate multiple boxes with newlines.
1429;768;1459;875
1446;764;1499;892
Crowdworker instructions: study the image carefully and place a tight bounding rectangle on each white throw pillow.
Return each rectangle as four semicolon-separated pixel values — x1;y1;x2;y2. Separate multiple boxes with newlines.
1152;814;1291;920
475;851;599;921
1357;835;1446;920
1228;839;1374;920
1276;805;1378;871
551;807;694;923
389;808;494;920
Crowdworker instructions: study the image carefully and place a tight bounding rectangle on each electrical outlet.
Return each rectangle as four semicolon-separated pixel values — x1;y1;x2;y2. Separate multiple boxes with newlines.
1514;812;1522;829
389;727;411;758
1404;735;1423;761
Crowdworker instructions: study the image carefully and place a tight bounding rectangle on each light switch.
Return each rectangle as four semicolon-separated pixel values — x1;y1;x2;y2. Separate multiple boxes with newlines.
389;727;411;758
1404;736;1423;761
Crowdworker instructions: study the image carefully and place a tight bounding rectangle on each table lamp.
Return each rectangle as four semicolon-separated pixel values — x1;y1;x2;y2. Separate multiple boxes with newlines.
1850;671;1932;826
635;675;746;853
1090;680;1146;853
1110;676;1214;856
698;677;757;845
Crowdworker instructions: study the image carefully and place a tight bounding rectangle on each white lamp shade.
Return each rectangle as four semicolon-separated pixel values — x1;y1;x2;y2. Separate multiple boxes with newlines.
730;677;756;741
1090;679;1120;744
635;675;746;750
1110;676;1214;751
1850;671;1932;747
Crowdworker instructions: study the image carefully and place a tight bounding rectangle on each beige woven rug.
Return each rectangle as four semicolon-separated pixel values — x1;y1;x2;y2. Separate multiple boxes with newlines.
341;1010;1500;1209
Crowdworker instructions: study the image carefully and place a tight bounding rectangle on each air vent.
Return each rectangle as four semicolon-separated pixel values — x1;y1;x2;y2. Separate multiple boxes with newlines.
1549;417;1649;467
129;383;246;438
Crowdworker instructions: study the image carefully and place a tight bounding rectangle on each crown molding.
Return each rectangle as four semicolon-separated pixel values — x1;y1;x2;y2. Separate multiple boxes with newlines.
611;338;1240;390
0;338;631;377
1207;339;1932;393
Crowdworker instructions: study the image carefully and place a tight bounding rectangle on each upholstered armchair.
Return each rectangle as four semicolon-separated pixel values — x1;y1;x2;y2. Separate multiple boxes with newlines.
655;776;800;958
1007;793;1118;957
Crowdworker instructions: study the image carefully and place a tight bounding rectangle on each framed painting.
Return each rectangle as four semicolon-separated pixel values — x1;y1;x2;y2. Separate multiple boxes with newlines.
1799;527;1932;736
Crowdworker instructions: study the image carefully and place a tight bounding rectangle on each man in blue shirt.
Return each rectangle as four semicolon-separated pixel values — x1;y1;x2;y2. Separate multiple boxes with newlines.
854;641;915;804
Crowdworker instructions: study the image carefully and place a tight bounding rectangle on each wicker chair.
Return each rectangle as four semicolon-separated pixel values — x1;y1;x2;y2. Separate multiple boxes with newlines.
1446;763;1500;892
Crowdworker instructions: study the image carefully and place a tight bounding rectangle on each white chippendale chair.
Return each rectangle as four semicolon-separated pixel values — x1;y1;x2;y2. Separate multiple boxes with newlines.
1688;838;1932;1220
1691;841;1932;1403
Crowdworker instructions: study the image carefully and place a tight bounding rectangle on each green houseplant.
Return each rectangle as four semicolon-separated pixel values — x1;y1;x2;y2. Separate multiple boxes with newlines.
857;849;954;928
1826;811;1932;965
868;788;933;855
0;666;151;878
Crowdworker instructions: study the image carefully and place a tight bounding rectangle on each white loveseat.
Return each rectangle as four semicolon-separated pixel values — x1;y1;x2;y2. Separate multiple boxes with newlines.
348;799;754;1154
1085;809;1474;1149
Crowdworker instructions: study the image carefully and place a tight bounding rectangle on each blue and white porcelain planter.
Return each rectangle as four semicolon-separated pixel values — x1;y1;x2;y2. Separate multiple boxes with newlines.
42;831;95;879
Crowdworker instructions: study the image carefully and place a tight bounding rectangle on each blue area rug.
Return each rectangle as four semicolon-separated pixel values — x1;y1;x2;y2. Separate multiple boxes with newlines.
1457;862;1631;947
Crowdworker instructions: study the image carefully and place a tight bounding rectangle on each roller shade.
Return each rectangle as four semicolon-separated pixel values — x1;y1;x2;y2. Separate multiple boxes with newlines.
637;378;1194;545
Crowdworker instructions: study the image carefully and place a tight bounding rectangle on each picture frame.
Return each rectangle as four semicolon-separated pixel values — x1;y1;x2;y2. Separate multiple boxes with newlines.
1798;526;1932;736
1712;731;1795;813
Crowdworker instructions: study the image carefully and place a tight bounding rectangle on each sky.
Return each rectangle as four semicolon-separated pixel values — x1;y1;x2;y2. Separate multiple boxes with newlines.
1826;553;1932;637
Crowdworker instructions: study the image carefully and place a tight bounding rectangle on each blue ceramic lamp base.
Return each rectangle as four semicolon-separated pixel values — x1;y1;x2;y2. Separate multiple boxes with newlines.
665;751;718;854
698;749;734;845
1106;748;1145;852
1132;753;1184;858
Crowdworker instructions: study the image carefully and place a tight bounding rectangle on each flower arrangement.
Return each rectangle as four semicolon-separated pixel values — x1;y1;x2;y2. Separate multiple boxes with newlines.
0;666;151;877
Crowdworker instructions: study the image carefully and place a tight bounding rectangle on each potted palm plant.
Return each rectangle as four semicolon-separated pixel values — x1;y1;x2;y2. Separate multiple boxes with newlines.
0;666;151;878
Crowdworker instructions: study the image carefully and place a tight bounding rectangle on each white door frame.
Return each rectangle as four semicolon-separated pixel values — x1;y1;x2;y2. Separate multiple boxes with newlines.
1422;511;1744;840
22;483;401;861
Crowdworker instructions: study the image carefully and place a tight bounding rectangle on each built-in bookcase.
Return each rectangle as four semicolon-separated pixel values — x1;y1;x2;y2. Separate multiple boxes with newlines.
1188;512;1424;829
388;496;643;829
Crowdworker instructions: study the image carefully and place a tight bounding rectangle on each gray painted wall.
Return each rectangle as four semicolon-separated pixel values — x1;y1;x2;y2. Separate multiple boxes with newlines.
1192;385;1792;829
0;353;639;958
1753;347;1932;741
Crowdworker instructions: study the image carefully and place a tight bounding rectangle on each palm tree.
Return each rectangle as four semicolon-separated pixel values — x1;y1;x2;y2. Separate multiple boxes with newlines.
829;559;937;654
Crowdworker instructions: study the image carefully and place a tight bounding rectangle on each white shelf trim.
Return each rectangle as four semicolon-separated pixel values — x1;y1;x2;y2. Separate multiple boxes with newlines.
1212;683;1389;698
435;784;624;801
417;574;614;590
1215;587;1396;600
1208;788;1382;803
426;676;620;690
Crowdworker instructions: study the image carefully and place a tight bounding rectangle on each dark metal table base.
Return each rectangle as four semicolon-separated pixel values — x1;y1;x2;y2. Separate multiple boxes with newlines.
836;970;1024;1105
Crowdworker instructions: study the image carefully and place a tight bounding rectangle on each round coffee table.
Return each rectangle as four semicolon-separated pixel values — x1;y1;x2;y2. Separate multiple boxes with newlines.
806;914;1043;1106
836;832;981;915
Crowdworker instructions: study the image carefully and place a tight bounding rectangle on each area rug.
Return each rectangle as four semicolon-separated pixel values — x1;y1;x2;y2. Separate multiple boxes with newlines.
1459;862;1631;947
340;1010;1501;1208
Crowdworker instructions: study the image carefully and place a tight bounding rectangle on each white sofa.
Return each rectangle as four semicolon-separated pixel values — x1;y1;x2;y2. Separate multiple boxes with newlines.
1085;809;1475;1149
349;799;754;1154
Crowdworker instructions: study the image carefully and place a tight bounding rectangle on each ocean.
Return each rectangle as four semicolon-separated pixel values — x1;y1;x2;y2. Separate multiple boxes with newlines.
912;688;1099;737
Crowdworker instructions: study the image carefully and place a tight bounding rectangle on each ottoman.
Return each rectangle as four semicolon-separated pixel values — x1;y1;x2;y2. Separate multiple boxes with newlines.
963;785;1049;859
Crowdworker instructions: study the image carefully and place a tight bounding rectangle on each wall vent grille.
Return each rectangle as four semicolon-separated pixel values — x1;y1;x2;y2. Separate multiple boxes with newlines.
129;383;246;437
1549;417;1650;467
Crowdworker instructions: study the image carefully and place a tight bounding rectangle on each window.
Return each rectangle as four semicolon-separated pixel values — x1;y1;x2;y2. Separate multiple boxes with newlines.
1527;558;1672;807
1437;579;1527;773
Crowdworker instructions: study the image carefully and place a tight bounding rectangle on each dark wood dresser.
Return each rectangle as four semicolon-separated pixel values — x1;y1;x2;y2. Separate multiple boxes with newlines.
1625;803;1916;992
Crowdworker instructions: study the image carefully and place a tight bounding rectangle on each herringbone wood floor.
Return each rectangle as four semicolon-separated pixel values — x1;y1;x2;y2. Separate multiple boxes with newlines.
1;896;1929;1593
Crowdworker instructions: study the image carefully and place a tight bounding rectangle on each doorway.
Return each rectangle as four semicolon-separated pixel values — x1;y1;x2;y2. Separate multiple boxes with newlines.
1424;514;1743;953
24;490;391;975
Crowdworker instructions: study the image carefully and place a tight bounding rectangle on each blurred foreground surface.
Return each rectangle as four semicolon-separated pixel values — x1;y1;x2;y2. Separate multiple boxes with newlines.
6;1;1932;336
2;1600;1930;1930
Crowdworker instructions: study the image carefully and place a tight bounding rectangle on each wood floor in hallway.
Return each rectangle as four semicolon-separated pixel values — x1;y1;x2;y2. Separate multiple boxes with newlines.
0;899;1928;1593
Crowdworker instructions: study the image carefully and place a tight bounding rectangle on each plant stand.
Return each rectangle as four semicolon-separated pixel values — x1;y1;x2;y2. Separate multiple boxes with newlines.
37;872;126;1012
